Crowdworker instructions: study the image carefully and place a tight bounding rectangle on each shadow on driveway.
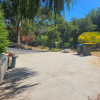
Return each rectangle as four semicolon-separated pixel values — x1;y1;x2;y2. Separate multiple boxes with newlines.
0;67;40;100
72;54;92;57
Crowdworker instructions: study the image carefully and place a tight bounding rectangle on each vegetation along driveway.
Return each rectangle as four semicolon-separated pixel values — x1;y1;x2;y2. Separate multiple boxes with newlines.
0;49;100;100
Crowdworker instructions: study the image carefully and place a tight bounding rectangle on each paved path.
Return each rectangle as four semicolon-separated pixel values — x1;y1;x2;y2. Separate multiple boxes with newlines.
0;51;100;100
7;48;47;55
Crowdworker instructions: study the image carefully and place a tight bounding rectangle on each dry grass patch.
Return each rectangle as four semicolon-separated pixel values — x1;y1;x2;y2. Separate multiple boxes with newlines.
91;51;100;57
89;58;100;67
22;44;49;51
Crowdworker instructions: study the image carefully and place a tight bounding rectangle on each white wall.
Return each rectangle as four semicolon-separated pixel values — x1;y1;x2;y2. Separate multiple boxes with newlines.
0;54;8;84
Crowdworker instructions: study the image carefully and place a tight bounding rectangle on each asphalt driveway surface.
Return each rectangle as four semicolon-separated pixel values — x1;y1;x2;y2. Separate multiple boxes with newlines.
0;49;100;100
7;48;47;55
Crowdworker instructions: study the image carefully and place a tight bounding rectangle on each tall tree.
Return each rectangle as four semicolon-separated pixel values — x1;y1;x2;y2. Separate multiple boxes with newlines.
1;0;79;44
87;7;100;32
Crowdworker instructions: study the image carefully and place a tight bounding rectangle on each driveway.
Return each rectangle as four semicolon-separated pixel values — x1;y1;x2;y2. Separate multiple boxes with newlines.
7;48;47;55
0;50;100;100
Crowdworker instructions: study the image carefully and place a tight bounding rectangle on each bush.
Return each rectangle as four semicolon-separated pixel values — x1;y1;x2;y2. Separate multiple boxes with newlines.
47;26;62;49
32;35;48;47
53;48;62;52
78;32;100;48
0;5;9;54
64;38;73;48
20;34;34;44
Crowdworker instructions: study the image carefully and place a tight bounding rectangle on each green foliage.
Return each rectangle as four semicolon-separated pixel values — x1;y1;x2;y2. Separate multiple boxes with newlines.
69;38;73;42
7;25;17;42
41;35;48;47
1;0;78;44
20;19;35;36
52;48;62;52
42;0;78;16
33;35;48;47
68;16;97;48
1;0;100;50
64;38;73;48
0;4;9;54
47;25;62;49
87;7;100;32
78;32;100;48
64;43;70;48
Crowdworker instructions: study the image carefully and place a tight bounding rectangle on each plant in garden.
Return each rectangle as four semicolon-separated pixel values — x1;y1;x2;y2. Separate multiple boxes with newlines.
78;32;100;48
8;52;15;57
47;25;62;49
41;35;48;48
64;43;70;48
53;48;62;52
64;38;73;48
0;4;9;54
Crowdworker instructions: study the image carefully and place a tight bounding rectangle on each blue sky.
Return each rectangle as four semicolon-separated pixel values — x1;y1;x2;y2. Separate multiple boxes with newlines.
64;0;100;21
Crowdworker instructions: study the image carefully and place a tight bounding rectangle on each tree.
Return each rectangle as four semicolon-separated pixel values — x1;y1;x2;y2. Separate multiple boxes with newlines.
47;25;62;49
87;7;100;32
1;0;79;44
0;4;9;54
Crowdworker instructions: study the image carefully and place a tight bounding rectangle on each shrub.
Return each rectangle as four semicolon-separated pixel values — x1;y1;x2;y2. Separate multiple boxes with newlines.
47;26;62;49
64;43;70;48
20;34;34;44
53;48;62;52
32;35;48;47
78;32;100;48
0;5;9;54
64;38;73;48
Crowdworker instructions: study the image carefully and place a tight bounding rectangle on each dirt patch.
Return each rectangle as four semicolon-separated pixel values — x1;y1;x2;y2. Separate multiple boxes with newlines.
9;43;50;51
91;52;100;57
89;58;100;67
70;50;77;53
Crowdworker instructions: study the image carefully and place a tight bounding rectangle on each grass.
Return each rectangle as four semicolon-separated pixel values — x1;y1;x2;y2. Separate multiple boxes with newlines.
51;48;62;52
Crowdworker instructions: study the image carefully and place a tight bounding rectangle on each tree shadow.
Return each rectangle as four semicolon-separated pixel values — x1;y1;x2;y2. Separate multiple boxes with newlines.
92;49;100;52
0;67;40;99
73;54;92;57
61;51;69;53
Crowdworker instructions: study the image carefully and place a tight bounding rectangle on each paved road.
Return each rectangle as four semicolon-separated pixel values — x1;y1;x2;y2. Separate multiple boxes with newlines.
7;48;47;55
0;51;100;100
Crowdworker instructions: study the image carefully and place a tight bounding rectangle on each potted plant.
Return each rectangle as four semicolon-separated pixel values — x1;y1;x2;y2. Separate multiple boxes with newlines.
64;38;73;53
8;52;17;69
8;52;15;57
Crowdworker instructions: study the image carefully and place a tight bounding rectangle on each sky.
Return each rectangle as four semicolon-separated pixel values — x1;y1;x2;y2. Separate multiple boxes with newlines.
64;0;100;22
1;0;100;22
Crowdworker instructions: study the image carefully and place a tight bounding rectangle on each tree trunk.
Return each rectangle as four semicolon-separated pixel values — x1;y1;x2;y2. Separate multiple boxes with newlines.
17;19;21;44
